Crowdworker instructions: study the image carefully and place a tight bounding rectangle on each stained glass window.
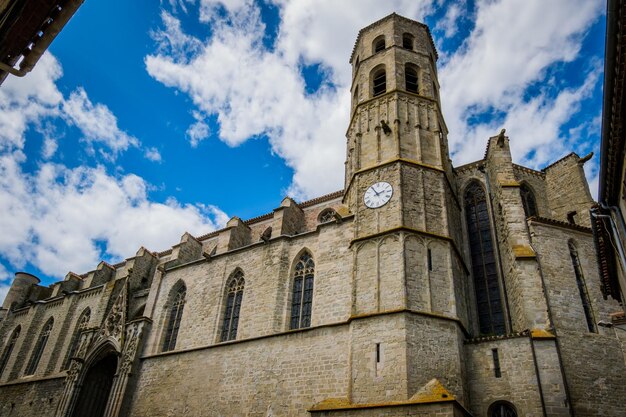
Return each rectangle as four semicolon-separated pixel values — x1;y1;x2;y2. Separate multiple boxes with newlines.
291;252;315;329
465;181;506;335
221;272;245;341
162;284;186;351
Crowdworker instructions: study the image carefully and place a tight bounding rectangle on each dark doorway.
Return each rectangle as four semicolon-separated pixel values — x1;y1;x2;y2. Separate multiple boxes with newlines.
71;354;118;417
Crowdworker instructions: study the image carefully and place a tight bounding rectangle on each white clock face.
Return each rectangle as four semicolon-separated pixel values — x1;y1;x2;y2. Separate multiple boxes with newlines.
364;182;393;208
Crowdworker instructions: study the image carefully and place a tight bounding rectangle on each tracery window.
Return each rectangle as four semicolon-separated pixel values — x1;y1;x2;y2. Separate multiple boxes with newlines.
405;64;419;93
372;69;386;97
0;326;20;378
25;318;53;375
520;183;538;218
221;271;245;342
569;241;596;332
62;308;90;369
489;401;517;417
290;252;315;329
162;283;186;352
402;33;414;50
464;181;506;335
319;208;336;224
373;36;385;53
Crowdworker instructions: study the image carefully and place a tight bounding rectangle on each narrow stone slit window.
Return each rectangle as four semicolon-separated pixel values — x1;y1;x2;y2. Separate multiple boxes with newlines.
376;343;381;363
567;211;577;225
405;65;418;93
492;348;501;378
427;248;433;271
372;70;386;97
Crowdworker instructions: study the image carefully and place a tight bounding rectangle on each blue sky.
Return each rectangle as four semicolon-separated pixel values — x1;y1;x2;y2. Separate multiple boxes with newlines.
0;0;607;301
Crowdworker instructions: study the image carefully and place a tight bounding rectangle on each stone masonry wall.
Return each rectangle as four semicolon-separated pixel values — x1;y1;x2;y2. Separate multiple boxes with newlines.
131;325;349;417
529;221;626;416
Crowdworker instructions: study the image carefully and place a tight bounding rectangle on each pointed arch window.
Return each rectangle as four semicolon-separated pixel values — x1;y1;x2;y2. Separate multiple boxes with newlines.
25;318;53;375
162;283;186;352
0;326;20;378
221;271;245;341
62;308;90;369
319;208;337;224
291;252;315;329
372;68;386;97
520;184;538;218
489;401;517;417
569;241;596;332
405;64;419;93
464;181;506;335
373;36;385;53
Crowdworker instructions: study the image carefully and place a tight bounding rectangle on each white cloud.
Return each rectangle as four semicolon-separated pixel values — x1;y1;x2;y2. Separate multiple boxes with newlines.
62;87;140;159
186;111;211;147
0;54;62;151
147;0;602;199
0;153;228;277
145;147;163;162
439;0;603;165
0;52;229;282
147;0;436;198
434;2;465;38
0;263;10;307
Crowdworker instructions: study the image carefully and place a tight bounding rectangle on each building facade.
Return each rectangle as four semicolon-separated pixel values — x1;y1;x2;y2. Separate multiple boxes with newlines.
0;13;625;417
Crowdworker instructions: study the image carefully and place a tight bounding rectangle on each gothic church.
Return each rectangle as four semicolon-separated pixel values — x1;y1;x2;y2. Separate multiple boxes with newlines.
1;13;625;417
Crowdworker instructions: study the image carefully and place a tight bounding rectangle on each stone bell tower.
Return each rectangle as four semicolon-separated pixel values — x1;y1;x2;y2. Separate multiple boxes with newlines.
342;14;470;408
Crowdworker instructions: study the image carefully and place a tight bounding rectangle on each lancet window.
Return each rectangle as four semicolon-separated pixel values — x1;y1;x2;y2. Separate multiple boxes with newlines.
221;271;245;341
464;181;506;335
62;308;90;369
0;326;20;378
290;252;315;329
162;283;186;352
25;318;53;375
520;183;538;218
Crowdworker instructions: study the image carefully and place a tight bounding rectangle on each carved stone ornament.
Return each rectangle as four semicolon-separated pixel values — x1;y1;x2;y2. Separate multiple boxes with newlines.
94;279;128;346
119;322;142;375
